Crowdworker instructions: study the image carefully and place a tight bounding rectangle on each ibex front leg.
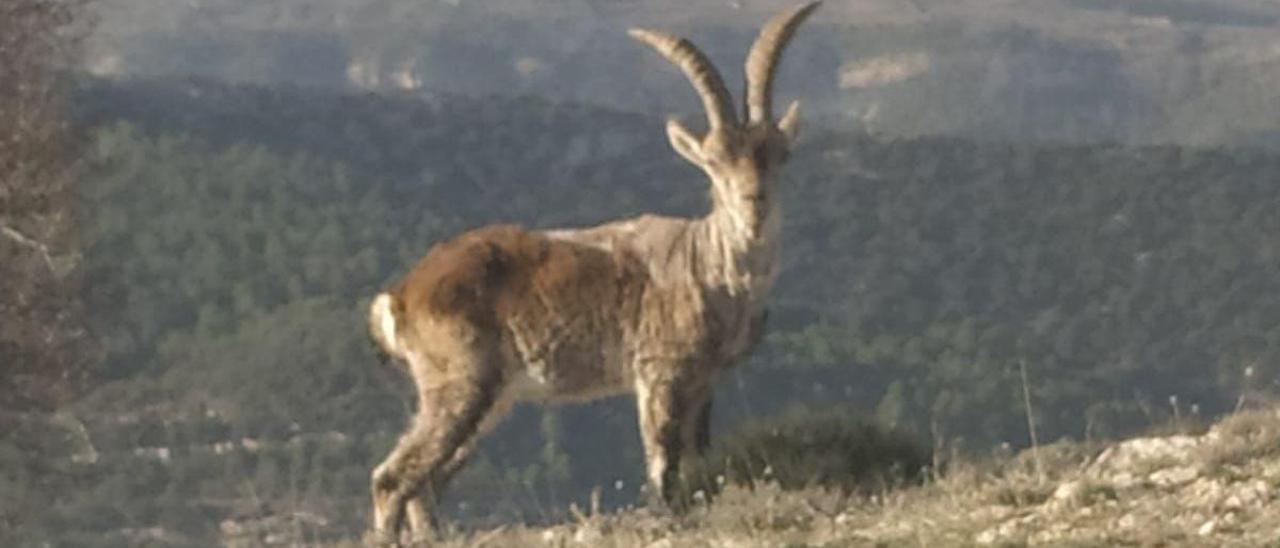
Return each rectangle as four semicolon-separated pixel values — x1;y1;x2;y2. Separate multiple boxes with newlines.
635;370;708;512
689;394;713;456
675;383;715;506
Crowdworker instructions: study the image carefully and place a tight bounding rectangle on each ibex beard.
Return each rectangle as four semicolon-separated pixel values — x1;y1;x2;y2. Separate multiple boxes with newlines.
365;3;821;545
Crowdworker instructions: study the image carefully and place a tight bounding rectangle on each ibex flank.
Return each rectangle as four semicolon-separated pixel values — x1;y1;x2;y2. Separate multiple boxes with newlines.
366;2;821;544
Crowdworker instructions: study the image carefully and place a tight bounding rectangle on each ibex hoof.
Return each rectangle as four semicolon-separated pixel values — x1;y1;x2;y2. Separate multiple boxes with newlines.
364;529;401;548
644;493;690;518
404;530;436;547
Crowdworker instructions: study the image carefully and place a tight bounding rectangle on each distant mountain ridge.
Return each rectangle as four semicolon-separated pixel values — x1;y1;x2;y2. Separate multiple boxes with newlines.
87;0;1280;147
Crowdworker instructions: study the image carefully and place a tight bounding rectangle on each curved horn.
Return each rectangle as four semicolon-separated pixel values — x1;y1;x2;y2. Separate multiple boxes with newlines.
630;28;737;130
744;1;821;123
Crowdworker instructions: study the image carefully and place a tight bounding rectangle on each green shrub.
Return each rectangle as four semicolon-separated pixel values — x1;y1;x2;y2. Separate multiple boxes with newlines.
685;405;929;497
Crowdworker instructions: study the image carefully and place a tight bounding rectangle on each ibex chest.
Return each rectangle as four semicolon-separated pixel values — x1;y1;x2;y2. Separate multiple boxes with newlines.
703;289;768;366
631;281;766;367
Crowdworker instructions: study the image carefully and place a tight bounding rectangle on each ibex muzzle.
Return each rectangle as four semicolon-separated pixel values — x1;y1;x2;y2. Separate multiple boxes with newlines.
366;3;820;545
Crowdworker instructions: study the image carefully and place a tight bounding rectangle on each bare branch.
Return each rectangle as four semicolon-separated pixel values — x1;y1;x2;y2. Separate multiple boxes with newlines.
0;223;55;273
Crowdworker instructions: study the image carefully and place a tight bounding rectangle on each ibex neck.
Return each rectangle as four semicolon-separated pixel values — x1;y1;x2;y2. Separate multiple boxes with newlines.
696;199;780;299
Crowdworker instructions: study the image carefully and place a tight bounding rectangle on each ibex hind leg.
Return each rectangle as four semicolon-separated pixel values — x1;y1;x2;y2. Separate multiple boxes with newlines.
402;498;433;546
371;361;506;546
402;387;514;545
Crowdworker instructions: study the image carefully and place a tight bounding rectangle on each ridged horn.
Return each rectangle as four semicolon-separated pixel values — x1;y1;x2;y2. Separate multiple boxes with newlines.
630;28;737;130
744;1;821;123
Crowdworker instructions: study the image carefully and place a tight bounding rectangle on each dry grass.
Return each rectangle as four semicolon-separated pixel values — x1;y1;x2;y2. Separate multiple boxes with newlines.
1197;407;1280;470
301;408;1280;546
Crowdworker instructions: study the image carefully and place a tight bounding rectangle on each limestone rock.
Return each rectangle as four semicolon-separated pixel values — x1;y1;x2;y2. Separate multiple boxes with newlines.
1091;435;1199;476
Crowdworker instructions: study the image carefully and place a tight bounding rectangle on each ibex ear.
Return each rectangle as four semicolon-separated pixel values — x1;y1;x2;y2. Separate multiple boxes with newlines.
666;118;705;165
777;100;802;144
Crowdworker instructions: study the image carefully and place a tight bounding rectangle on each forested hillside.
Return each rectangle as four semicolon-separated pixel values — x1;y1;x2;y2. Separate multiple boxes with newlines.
9;77;1279;544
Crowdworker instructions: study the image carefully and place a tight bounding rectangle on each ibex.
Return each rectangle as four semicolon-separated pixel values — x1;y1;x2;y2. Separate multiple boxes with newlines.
366;2;820;544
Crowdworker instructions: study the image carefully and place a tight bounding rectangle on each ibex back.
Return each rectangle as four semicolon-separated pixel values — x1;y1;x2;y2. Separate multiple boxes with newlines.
366;3;820;544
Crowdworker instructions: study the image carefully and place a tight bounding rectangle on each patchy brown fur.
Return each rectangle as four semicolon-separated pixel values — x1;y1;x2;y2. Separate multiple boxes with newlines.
397;225;645;328
366;5;820;545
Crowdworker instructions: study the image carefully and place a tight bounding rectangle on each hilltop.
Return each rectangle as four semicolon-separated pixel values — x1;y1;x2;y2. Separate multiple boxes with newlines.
305;407;1280;547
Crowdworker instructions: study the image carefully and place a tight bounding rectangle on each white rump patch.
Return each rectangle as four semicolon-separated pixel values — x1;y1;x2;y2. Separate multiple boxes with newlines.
371;293;399;355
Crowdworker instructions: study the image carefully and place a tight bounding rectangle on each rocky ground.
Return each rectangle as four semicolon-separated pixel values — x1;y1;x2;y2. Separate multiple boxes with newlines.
234;407;1280;547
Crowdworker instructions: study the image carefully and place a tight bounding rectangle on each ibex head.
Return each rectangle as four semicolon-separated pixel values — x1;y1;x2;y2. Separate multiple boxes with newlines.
631;2;820;220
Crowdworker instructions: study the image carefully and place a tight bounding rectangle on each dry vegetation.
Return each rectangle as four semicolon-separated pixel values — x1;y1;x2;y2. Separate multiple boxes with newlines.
453;409;1280;547
225;406;1280;546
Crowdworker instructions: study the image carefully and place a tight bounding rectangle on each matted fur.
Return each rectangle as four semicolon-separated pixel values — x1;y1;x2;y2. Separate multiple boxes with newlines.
366;4;821;545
